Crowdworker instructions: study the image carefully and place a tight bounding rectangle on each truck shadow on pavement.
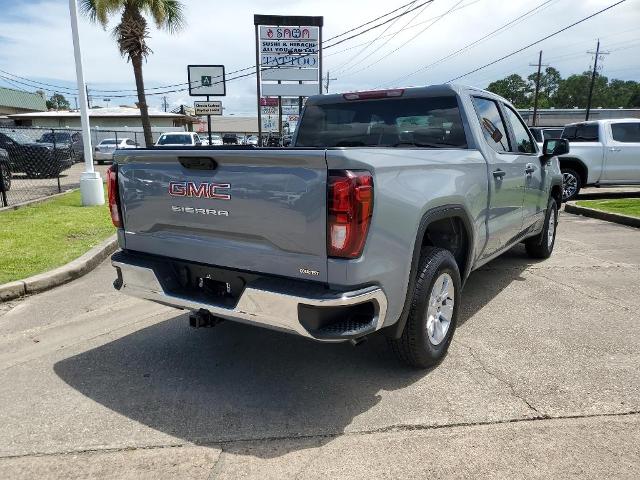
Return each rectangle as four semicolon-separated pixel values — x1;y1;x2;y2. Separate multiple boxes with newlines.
53;246;534;458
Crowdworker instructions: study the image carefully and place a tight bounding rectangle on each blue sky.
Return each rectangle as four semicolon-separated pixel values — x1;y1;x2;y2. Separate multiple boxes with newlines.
0;0;639;114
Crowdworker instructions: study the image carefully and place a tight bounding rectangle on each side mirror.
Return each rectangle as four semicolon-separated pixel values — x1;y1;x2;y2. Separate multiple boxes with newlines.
542;138;569;159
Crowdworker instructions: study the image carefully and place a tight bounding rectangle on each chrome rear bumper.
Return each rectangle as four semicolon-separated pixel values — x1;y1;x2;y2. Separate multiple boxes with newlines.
111;253;388;341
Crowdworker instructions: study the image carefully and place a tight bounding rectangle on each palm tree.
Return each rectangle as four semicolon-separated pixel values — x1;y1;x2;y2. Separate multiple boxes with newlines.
80;0;185;147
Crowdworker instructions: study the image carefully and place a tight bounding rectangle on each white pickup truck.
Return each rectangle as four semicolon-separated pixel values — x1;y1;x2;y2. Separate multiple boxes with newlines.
559;119;640;200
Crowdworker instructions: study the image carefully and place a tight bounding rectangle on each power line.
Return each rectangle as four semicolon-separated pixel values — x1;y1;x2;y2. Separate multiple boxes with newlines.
331;1;420;74
340;0;464;78
378;0;556;88
323;0;428;43
446;0;628;83
325;0;484;59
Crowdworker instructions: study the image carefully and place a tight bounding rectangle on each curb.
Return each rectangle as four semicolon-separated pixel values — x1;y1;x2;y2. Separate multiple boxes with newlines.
0;235;118;302
565;202;640;228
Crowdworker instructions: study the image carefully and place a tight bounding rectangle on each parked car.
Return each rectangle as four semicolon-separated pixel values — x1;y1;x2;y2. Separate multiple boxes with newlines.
559;119;640;200
107;84;566;368
0;129;74;178
530;127;563;147
155;132;202;147
0;147;10;192
38;131;84;163
245;135;258;146
210;134;223;146
94;138;140;164
222;133;238;145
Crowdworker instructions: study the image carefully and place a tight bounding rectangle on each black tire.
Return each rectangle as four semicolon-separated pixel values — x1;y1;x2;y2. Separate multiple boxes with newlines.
561;168;581;201
0;163;11;191
389;247;461;369
525;197;558;259
96;160;103;165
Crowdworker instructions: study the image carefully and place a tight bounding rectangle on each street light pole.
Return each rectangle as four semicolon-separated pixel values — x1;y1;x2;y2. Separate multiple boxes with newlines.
69;0;104;206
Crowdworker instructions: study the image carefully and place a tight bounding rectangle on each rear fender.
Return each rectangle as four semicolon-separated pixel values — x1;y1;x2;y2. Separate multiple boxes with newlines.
387;205;475;339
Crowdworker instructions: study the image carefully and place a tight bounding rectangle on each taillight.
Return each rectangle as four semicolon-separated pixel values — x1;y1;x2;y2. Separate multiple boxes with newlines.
106;165;122;227
327;170;373;259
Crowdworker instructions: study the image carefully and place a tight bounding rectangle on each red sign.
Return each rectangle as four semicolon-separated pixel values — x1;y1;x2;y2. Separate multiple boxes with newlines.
260;97;278;107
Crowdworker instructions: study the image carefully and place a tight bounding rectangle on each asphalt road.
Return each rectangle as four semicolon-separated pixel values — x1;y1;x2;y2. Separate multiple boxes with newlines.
0;212;639;479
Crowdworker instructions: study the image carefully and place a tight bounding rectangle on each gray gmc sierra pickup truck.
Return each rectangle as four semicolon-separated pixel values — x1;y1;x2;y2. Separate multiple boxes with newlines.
108;84;567;368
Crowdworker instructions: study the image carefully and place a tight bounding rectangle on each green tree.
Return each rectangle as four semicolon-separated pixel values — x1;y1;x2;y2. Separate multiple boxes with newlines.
80;0;185;147
628;88;640;108
552;72;609;108
487;74;531;107
46;93;71;110
527;66;562;108
607;79;639;108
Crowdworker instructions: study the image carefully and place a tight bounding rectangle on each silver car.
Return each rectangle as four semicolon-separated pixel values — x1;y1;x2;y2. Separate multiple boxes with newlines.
94;138;139;164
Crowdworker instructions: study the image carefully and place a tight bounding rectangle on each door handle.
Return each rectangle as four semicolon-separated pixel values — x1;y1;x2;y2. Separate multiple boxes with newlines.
609;147;621;152
525;164;536;175
492;169;506;179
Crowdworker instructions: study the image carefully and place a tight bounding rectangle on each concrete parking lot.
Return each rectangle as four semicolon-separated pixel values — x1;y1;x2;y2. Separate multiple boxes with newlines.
0;211;638;479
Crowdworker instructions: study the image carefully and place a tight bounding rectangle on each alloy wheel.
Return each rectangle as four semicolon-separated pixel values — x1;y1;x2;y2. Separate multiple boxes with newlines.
426;273;455;345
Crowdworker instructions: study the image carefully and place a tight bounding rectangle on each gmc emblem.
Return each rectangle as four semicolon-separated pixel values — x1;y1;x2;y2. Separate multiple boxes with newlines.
168;181;231;200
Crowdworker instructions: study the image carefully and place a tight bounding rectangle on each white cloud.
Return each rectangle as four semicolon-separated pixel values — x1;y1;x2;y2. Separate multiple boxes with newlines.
0;0;638;114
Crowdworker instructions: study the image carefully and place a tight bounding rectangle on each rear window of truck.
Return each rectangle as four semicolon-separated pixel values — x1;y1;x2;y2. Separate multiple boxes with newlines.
562;124;599;142
295;96;466;148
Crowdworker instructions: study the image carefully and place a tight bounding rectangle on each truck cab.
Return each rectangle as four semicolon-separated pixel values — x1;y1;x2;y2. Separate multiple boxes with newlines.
559;119;640;200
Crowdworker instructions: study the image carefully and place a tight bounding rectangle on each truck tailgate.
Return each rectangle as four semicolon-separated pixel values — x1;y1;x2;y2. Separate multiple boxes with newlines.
117;149;328;282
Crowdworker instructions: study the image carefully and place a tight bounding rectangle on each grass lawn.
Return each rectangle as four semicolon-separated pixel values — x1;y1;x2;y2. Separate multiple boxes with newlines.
576;198;640;218
0;190;114;284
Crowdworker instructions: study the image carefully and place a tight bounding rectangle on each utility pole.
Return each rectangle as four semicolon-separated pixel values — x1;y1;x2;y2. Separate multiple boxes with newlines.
324;70;337;94
69;0;104;206
161;96;169;112
585;39;609;121
529;50;548;127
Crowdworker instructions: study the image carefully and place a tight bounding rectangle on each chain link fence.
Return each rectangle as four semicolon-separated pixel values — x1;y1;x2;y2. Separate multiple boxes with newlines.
0;126;174;207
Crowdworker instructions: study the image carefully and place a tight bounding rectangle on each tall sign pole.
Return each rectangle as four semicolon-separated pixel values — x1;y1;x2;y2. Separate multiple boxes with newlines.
69;0;104;206
255;24;263;146
254;15;323;145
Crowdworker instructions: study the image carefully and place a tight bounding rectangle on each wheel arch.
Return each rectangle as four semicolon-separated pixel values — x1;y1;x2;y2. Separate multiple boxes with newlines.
386;205;475;339
559;157;589;186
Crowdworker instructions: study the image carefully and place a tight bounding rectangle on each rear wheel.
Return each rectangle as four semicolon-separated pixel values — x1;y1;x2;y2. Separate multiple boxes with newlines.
525;197;558;259
561;168;581;201
389;247;461;368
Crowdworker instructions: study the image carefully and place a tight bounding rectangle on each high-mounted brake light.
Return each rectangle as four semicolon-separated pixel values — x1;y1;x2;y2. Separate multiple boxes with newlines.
106;165;122;227
342;89;404;101
327;170;374;259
